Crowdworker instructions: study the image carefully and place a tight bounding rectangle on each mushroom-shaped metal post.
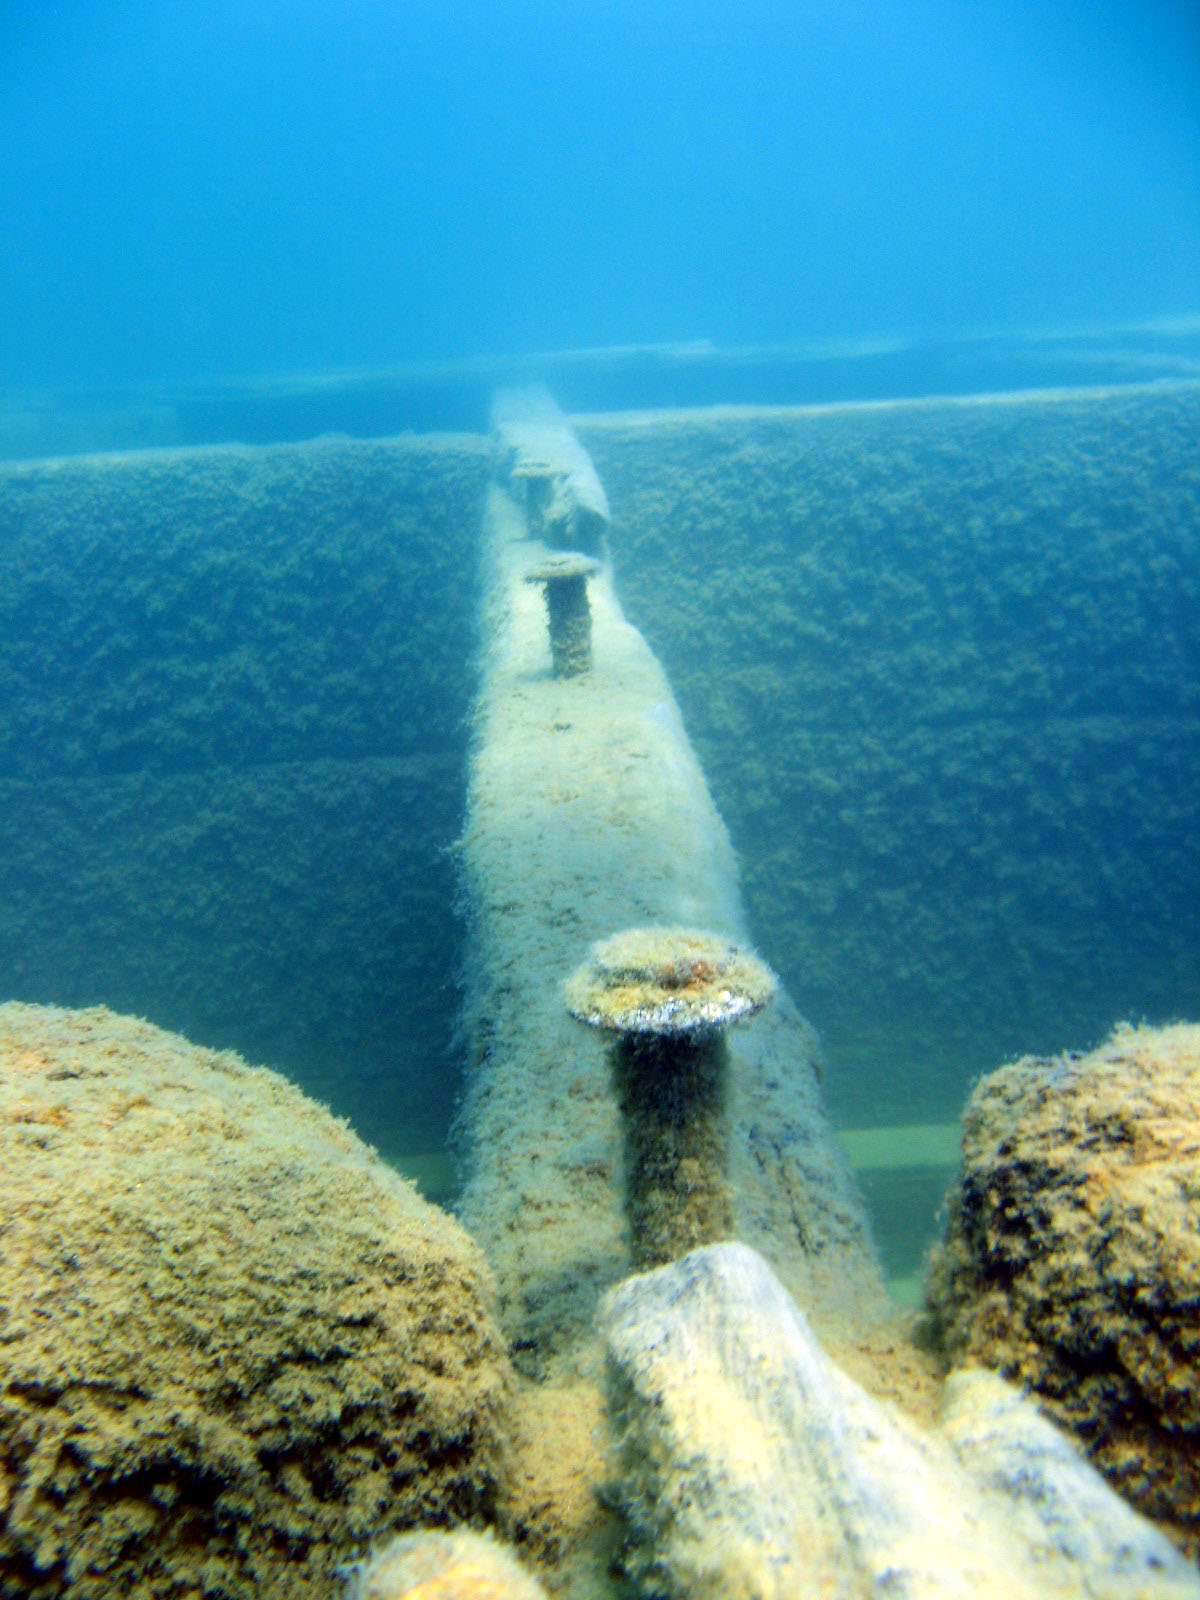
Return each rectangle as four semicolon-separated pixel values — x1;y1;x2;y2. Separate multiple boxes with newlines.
524;552;601;678
564;927;776;1269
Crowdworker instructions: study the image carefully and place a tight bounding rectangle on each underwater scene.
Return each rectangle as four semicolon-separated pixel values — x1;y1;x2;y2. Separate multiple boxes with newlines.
2;1;1199;1597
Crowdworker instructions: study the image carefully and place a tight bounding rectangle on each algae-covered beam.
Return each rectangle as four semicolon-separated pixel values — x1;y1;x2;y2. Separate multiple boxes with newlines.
457;393;885;1370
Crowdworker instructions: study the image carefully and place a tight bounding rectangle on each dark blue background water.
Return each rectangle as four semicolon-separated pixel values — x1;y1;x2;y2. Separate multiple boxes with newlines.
2;0;1198;390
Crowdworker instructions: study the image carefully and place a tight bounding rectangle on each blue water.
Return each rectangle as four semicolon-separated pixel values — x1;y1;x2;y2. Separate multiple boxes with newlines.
2;0;1198;391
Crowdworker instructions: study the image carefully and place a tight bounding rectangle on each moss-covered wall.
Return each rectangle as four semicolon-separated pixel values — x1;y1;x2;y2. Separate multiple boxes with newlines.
581;385;1200;1128
4;390;1196;1173
0;436;488;1158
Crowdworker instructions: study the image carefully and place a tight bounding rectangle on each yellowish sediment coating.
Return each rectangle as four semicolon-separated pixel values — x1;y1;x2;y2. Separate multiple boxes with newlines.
564;926;777;1035
351;1527;549;1600
0;1001;513;1600
926;1019;1200;1559
523;551;602;585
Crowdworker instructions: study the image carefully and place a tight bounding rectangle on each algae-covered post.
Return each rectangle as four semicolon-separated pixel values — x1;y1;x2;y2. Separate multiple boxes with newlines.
525;551;601;678
498;399;611;554
565;926;776;1268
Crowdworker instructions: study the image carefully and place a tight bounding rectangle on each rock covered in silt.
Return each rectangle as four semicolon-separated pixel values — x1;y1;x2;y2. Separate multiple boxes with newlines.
0;1002;513;1600
924;1021;1200;1556
601;1242;1199;1599
348;1527;549;1600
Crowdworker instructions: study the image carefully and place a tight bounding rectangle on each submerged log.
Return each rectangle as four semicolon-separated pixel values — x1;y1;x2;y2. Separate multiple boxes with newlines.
602;1242;1200;1600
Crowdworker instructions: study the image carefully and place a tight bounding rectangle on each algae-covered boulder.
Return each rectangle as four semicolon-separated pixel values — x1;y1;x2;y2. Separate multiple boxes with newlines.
925;1021;1200;1554
0;1002;513;1600
349;1526;549;1599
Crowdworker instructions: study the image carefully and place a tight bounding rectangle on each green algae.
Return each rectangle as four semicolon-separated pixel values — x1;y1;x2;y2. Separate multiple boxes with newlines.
580;387;1200;1130
0;434;488;1156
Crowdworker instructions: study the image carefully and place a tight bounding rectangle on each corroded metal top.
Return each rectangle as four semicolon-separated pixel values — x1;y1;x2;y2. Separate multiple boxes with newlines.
564;926;776;1036
525;551;601;585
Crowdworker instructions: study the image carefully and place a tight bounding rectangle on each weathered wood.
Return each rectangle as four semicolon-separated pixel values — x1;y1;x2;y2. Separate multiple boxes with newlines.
602;1243;1200;1600
456;405;884;1370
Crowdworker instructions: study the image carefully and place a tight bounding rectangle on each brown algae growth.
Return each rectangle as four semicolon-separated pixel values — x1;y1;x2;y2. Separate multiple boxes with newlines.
925;1020;1200;1558
0;1002;513;1600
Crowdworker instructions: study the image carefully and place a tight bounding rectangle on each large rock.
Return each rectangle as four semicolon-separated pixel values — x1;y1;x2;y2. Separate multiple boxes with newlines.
925;1021;1200;1555
347;1527;548;1600
602;1241;1198;1599
0;1003;512;1600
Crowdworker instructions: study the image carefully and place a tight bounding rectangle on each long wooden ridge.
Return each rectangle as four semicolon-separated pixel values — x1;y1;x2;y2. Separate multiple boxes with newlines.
455;392;884;1371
